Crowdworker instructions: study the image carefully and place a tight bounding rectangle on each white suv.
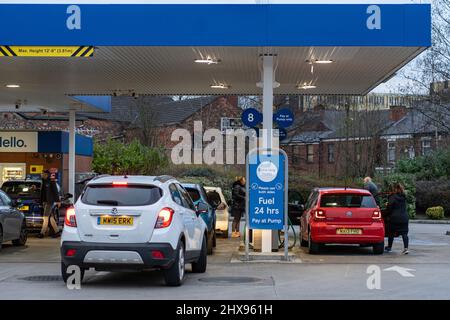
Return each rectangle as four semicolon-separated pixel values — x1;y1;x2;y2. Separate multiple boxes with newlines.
61;175;208;286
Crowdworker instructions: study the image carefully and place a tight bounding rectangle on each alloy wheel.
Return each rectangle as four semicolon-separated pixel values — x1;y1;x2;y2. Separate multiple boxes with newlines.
178;246;185;281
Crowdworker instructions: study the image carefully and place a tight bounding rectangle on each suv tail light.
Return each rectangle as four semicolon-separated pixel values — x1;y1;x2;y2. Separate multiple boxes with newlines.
155;208;174;229
65;207;77;227
314;209;326;220
372;210;382;220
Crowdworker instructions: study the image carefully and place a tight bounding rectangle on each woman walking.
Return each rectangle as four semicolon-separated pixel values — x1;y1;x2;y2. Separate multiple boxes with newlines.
231;176;246;238
384;183;410;254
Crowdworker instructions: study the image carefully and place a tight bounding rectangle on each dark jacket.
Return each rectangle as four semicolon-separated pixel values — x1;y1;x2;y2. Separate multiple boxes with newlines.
364;181;378;198
385;193;409;235
41;178;60;204
231;181;246;217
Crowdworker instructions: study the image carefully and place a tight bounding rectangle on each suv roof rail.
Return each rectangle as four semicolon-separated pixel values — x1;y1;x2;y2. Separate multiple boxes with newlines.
154;175;175;183
89;174;110;182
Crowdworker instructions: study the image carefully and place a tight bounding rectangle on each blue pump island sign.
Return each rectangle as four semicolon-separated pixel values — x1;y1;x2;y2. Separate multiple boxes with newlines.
247;150;287;230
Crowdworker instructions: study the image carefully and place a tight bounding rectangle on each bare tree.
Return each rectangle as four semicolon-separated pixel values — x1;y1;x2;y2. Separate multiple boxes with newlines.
131;97;158;147
398;0;450;134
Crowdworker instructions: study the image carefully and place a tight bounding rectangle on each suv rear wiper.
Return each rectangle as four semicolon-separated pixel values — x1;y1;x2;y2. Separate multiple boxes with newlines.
97;200;119;205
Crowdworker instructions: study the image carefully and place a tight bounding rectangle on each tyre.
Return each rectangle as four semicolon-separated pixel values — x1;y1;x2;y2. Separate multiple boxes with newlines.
192;235;207;273
213;229;217;248
207;231;214;255
308;230;320;254
12;222;27;246
61;261;85;284
373;242;385;255
164;241;185;286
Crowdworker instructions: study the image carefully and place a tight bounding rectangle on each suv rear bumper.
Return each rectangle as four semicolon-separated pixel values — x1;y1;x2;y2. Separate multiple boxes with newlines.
61;241;177;270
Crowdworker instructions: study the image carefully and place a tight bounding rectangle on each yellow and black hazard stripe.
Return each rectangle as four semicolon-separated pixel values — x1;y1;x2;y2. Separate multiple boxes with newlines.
71;46;95;57
0;46;17;57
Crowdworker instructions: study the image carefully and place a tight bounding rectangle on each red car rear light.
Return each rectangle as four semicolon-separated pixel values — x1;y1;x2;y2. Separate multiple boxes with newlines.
372;210;382;220
151;250;165;259
66;249;77;257
314;209;326;220
64;207;77;227
112;181;128;186
155;207;174;229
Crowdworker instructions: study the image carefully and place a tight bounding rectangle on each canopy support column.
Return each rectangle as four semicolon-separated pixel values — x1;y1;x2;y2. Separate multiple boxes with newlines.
68;109;76;197
261;54;274;254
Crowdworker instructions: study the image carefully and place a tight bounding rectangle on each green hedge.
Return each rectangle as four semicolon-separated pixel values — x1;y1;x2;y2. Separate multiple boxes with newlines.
92;139;169;175
426;206;445;220
396;147;450;180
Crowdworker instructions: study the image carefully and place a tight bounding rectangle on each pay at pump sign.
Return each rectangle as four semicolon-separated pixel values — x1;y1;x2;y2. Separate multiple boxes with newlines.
248;152;285;230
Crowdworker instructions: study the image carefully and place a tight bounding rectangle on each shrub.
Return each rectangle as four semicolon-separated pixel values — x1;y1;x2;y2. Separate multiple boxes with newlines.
180;167;215;178
426;206;445;220
416;180;450;216
92;139;168;175
396;147;450;180
378;173;416;219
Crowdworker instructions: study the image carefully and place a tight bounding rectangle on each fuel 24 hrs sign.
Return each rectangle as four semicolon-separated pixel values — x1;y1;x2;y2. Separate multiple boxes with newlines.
247;149;287;230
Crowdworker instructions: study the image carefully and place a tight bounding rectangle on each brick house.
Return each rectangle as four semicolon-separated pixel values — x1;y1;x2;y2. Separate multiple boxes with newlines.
281;102;450;178
119;95;241;152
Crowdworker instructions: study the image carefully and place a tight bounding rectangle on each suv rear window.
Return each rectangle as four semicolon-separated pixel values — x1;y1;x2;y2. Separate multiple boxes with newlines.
81;184;162;206
320;194;377;208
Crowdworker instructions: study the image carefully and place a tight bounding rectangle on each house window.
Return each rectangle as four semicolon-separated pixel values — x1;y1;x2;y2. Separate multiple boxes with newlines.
327;144;335;163
421;139;432;156
387;141;396;163
408;146;415;159
307;144;314;163
289;145;300;164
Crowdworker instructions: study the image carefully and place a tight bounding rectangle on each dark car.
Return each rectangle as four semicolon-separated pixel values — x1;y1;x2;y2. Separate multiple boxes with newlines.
0;190;27;250
288;190;305;226
1;180;72;232
182;183;217;255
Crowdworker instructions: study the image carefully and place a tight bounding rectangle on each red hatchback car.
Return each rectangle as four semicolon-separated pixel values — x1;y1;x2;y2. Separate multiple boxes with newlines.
300;188;385;255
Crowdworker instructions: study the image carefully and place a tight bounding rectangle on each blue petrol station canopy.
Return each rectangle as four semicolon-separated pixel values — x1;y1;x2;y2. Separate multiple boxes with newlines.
0;3;431;47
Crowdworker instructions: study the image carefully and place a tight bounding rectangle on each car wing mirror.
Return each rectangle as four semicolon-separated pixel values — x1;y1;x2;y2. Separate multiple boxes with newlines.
64;193;73;200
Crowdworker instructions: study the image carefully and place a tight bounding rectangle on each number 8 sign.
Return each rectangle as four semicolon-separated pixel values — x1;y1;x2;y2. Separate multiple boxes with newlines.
241;108;263;127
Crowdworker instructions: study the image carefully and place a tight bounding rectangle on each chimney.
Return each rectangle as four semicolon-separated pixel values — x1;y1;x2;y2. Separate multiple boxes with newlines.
389;105;407;122
225;95;238;108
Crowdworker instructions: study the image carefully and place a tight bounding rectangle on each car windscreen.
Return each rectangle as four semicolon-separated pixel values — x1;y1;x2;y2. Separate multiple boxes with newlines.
81;184;162;206
320;194;377;208
185;187;201;203
1;181;41;198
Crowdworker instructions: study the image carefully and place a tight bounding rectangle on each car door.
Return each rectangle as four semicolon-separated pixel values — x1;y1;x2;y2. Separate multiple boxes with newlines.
169;184;195;251
0;195;10;241
199;186;215;231
301;191;318;240
0;191;15;240
177;184;202;251
0;191;22;240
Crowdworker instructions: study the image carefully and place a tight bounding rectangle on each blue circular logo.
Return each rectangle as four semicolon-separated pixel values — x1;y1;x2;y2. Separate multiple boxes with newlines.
241;108;263;127
274;108;294;128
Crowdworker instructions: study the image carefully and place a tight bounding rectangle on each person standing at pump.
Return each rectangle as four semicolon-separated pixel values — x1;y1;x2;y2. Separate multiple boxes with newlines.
231;176;246;238
38;170;61;239
384;183;409;254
